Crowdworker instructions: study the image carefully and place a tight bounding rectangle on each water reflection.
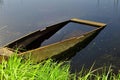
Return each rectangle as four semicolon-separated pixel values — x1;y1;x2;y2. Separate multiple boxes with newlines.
96;54;120;73
0;0;3;3
97;0;119;12
97;0;100;6
0;0;3;8
114;0;119;6
114;0;119;13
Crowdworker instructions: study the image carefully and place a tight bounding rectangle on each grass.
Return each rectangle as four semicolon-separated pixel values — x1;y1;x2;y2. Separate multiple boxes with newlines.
0;54;70;80
77;65;120;80
0;54;120;80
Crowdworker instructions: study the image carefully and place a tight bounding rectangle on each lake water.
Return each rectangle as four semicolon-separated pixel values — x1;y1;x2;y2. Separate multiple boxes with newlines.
0;0;120;72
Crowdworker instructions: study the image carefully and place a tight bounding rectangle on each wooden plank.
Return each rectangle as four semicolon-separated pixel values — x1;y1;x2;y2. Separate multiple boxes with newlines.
70;18;106;27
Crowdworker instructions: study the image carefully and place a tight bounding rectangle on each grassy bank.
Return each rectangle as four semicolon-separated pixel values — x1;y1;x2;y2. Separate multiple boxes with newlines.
0;54;120;80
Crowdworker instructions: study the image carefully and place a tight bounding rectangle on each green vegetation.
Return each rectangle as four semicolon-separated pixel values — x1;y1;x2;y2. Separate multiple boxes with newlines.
0;54;70;80
0;54;120;80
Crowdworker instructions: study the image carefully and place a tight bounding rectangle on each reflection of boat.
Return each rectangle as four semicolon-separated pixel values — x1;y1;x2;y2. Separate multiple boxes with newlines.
0;18;106;63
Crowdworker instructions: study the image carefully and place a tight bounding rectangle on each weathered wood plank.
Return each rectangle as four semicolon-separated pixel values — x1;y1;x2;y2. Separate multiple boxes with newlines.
70;18;106;27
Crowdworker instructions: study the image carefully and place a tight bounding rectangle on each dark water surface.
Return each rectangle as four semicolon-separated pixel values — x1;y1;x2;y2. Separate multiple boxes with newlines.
0;0;120;72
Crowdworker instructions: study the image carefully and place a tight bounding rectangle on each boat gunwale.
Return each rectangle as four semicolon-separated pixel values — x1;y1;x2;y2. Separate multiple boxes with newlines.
0;18;107;63
4;18;106;48
18;26;105;56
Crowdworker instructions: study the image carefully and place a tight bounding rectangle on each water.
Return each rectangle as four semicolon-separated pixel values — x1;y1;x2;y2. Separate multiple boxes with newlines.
0;0;120;72
41;22;96;47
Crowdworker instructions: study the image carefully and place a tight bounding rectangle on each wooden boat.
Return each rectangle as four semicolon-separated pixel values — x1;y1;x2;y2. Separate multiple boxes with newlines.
0;18;106;63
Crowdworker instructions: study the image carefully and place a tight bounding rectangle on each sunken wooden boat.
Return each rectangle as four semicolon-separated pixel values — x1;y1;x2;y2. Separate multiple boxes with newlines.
0;18;106;63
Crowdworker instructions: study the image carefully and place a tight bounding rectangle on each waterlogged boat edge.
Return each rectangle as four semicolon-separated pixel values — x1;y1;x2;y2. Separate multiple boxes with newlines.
0;18;107;63
20;28;103;63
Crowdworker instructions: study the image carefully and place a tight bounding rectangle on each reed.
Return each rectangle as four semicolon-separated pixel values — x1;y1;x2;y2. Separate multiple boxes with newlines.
0;53;120;80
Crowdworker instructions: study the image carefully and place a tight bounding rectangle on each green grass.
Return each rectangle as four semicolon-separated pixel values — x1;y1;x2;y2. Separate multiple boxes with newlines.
77;65;120;80
0;54;120;80
0;54;70;80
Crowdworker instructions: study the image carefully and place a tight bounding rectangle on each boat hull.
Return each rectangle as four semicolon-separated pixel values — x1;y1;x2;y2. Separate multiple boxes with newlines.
19;27;104;63
0;18;106;63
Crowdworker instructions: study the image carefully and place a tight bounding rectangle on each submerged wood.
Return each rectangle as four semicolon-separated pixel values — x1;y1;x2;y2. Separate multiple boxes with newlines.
0;18;106;63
